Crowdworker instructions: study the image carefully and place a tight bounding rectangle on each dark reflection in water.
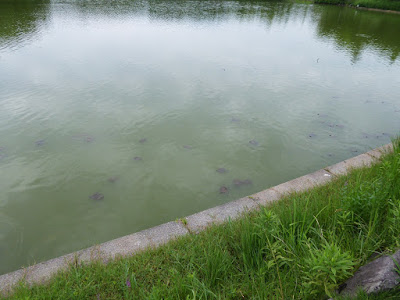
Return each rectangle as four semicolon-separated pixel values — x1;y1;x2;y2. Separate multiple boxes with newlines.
0;0;50;51
1;0;399;62
313;5;400;63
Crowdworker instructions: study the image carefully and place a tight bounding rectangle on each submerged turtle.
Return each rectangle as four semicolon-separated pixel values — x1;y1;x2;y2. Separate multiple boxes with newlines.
249;140;259;146
35;140;45;146
219;186;229;194
233;179;252;187
183;145;193;150
90;192;104;201
133;156;142;161
317;113;328;118
108;176;119;183
85;136;94;143
216;168;228;174
231;117;240;123
139;138;147;143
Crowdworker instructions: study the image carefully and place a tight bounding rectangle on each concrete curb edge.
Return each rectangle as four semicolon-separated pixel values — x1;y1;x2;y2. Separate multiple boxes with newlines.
0;143;394;294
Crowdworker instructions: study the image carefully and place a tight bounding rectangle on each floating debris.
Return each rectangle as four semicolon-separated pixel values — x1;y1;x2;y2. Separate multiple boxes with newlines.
35;140;45;146
133;156;142;161
90;192;104;201
139;138;147;143
219;186;229;194
249;140;259;146
216;168;228;174
183;145;193;150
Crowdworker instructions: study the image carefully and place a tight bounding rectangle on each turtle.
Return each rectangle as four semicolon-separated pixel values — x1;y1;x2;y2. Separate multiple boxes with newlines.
219;186;229;194
216;168;228;174
108;176;119;183
317;113;328;118
90;192;104;201
139;138;147;143
36;140;45;146
133;156;142;161
233;179;252;187
84;136;94;143
231;117;240;123
249;140;259;146
308;133;317;138
183;145;193;150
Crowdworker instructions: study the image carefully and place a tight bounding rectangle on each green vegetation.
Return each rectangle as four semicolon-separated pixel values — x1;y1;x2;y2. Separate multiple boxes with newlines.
313;0;400;11
3;139;400;299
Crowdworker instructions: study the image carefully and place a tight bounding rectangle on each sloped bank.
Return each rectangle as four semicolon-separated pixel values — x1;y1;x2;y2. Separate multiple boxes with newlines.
0;141;398;299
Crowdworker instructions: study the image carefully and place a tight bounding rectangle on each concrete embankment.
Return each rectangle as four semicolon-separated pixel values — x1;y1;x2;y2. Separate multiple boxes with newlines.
0;143;393;295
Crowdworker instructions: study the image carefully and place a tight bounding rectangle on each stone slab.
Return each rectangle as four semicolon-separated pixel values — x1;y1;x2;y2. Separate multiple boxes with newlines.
366;143;394;159
142;221;189;247
185;197;258;233
249;188;281;207
340;250;400;297
345;153;375;169
325;153;376;176
0;222;188;295
271;169;333;196
0;252;77;294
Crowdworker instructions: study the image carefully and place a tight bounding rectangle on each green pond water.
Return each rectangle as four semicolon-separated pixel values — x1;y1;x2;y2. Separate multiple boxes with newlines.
0;0;400;275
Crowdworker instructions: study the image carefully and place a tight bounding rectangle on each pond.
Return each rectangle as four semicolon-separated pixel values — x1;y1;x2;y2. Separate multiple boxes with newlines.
0;0;399;275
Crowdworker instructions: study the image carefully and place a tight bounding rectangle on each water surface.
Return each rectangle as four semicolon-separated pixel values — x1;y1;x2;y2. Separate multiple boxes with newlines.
1;0;400;274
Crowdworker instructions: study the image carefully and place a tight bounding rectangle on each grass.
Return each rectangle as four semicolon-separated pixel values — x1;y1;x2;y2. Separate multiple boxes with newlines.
2;139;400;299
352;0;400;11
312;0;400;11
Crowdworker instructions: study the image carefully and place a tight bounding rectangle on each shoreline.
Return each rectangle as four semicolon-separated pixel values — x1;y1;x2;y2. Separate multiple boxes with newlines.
0;143;393;295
